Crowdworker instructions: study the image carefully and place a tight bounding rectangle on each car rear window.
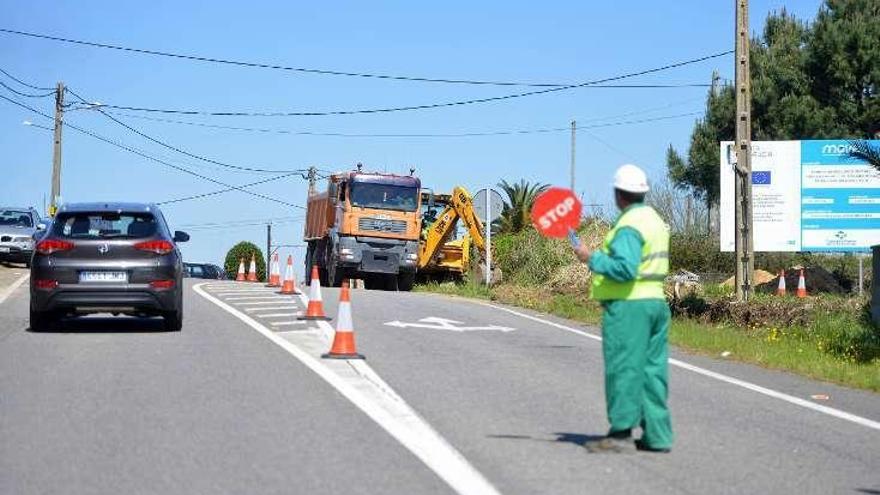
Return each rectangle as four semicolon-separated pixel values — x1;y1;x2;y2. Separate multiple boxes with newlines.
0;210;33;227
52;212;158;239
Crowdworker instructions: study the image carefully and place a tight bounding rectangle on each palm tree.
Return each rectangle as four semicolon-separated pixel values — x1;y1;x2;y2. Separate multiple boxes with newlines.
496;179;550;233
848;140;880;170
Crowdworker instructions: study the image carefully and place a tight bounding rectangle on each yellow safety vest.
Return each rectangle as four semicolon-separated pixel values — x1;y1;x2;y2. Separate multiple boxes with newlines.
591;204;670;301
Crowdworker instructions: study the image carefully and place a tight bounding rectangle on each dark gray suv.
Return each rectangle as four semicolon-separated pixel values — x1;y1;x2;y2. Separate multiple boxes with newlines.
29;202;189;332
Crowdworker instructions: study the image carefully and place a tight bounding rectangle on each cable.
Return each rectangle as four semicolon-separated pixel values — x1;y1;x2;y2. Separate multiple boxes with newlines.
180;215;303;230
64;86;310;174
0;93;304;209
105;96;705;137
0;66;53;91
92;50;732;117
157;173;301;205
0;27;720;88
0;80;55;98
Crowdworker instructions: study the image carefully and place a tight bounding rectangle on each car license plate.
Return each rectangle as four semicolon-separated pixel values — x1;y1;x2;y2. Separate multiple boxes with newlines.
0;247;9;253
79;271;128;283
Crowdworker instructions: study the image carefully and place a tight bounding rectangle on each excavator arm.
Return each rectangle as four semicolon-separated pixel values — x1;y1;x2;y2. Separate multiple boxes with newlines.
418;186;489;270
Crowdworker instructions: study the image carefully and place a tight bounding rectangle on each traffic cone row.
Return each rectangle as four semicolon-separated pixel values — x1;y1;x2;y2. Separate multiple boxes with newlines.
299;265;330;320
280;255;300;295
774;268;808;298
267;253;281;287
235;257;246;281
322;280;365;360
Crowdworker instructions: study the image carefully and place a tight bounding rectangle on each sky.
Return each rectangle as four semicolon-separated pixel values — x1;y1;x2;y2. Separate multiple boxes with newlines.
0;0;823;267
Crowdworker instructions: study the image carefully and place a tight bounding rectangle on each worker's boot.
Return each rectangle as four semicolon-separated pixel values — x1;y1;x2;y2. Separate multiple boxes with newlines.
584;430;635;454
635;439;671;453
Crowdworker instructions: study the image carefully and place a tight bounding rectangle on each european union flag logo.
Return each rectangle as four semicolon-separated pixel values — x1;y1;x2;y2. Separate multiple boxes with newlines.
752;171;771;185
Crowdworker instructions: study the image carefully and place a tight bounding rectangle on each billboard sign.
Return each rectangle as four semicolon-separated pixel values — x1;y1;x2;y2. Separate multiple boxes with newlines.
720;139;880;252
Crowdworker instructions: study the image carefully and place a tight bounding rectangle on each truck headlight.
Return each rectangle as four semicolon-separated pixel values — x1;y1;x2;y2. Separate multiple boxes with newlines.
406;253;418;260
340;248;354;255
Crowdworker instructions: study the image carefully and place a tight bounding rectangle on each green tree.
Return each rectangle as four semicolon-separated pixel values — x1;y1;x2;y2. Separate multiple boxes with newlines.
496;179;549;233
224;241;266;281
848;140;880;169
667;2;879;201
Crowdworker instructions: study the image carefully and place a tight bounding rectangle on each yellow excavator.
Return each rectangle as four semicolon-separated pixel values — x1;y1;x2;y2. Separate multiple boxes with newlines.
418;186;499;282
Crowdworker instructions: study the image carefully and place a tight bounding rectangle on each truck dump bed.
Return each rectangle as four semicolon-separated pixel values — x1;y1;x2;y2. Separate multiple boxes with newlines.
304;192;333;241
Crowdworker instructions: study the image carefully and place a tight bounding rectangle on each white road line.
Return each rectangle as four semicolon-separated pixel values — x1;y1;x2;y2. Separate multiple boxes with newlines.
270;321;308;327
194;283;501;495
224;296;290;301
245;306;301;313
211;290;279;295
236;301;301;306
256;313;302;318
485;302;880;432
0;272;29;305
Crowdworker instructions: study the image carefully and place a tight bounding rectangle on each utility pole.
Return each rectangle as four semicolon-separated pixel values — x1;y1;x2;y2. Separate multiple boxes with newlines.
711;70;721;97
734;0;754;301
266;222;272;276
49;82;65;216
709;70;721;235
307;166;317;195
570;120;576;192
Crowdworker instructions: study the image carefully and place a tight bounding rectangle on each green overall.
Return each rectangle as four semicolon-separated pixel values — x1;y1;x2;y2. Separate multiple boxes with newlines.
589;203;673;449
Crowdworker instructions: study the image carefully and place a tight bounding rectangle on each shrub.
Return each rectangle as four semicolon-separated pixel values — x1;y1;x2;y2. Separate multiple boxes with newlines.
224;241;266;281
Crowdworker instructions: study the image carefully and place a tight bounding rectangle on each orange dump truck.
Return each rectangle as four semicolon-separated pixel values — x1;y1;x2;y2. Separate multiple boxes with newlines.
303;168;422;291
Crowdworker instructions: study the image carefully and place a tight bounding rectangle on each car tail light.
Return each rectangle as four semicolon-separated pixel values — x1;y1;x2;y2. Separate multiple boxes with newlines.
150;279;175;290
134;240;174;255
35;239;75;255
34;279;58;290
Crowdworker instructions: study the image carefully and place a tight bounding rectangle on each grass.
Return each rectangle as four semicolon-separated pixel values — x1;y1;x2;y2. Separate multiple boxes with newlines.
416;281;880;392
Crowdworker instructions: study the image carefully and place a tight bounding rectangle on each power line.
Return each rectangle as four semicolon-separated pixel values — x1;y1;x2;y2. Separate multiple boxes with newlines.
157;173;300;205
105;96;705;138
0;93;304;209
91;50;732;117
0;80;55;98
0;66;53;91
181;215;303;230
64;86;311;175
0;27;720;88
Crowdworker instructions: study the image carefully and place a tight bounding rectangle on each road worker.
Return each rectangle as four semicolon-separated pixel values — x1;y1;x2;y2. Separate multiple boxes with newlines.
571;164;673;453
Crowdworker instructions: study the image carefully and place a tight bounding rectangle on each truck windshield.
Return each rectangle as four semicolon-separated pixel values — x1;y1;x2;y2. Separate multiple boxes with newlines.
350;184;419;212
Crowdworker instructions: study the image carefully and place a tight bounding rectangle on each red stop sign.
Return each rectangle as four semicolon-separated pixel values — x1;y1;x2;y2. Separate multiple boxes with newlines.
530;187;582;238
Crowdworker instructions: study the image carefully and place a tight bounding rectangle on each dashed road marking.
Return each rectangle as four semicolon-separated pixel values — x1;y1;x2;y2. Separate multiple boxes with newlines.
225;296;291;301
237;300;301;306
270;321;308;327
245;306;301;312
254;313;302;318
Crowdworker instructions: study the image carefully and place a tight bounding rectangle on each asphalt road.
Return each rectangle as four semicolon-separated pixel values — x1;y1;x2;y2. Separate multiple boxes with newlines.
1;278;878;494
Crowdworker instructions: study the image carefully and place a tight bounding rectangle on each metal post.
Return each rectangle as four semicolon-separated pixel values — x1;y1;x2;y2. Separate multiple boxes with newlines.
734;0;753;301
50;82;65;216
307;166;317;195
485;188;491;286
859;255;864;297
570;120;576;192
266;222;272;279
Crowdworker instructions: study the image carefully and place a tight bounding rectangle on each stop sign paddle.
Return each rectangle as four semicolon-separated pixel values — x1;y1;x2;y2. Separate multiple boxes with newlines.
531;187;582;238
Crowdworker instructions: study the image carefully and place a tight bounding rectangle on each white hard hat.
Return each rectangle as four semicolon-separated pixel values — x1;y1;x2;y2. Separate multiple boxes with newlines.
613;164;650;193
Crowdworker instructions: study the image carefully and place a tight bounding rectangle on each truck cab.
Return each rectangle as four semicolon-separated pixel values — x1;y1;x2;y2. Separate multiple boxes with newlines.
304;169;422;290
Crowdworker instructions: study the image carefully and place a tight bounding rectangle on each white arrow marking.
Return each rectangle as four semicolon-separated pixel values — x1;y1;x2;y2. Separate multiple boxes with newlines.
384;316;515;332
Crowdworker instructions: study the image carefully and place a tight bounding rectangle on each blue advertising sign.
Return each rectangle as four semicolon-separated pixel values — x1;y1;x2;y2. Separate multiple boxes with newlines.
721;140;880;252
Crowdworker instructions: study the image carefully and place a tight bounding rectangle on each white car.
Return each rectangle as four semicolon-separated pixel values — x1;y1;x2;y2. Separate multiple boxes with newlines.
0;207;44;267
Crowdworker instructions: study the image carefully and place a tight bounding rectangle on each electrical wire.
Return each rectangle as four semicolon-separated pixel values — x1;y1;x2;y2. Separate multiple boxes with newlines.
64;86;312;174
181;215;303;230
0;66;53;91
91;50;732;117
0;93;305;209
0;27;720;88
105;96;705;138
0;80;55;98
157;173;301;205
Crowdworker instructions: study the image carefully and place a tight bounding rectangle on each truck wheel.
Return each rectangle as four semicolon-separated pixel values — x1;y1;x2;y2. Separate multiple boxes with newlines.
397;272;415;292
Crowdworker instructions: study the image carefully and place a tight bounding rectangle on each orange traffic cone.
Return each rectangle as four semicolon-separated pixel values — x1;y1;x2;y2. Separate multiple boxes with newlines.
796;269;807;298
267;253;281;287
299;265;330;320
280;255;299;295
775;269;786;296
322;281;364;360
246;254;258;282
235;257;246;281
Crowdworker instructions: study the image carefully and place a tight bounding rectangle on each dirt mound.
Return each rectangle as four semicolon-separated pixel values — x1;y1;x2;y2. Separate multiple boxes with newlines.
721;269;775;288
756;266;846;295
